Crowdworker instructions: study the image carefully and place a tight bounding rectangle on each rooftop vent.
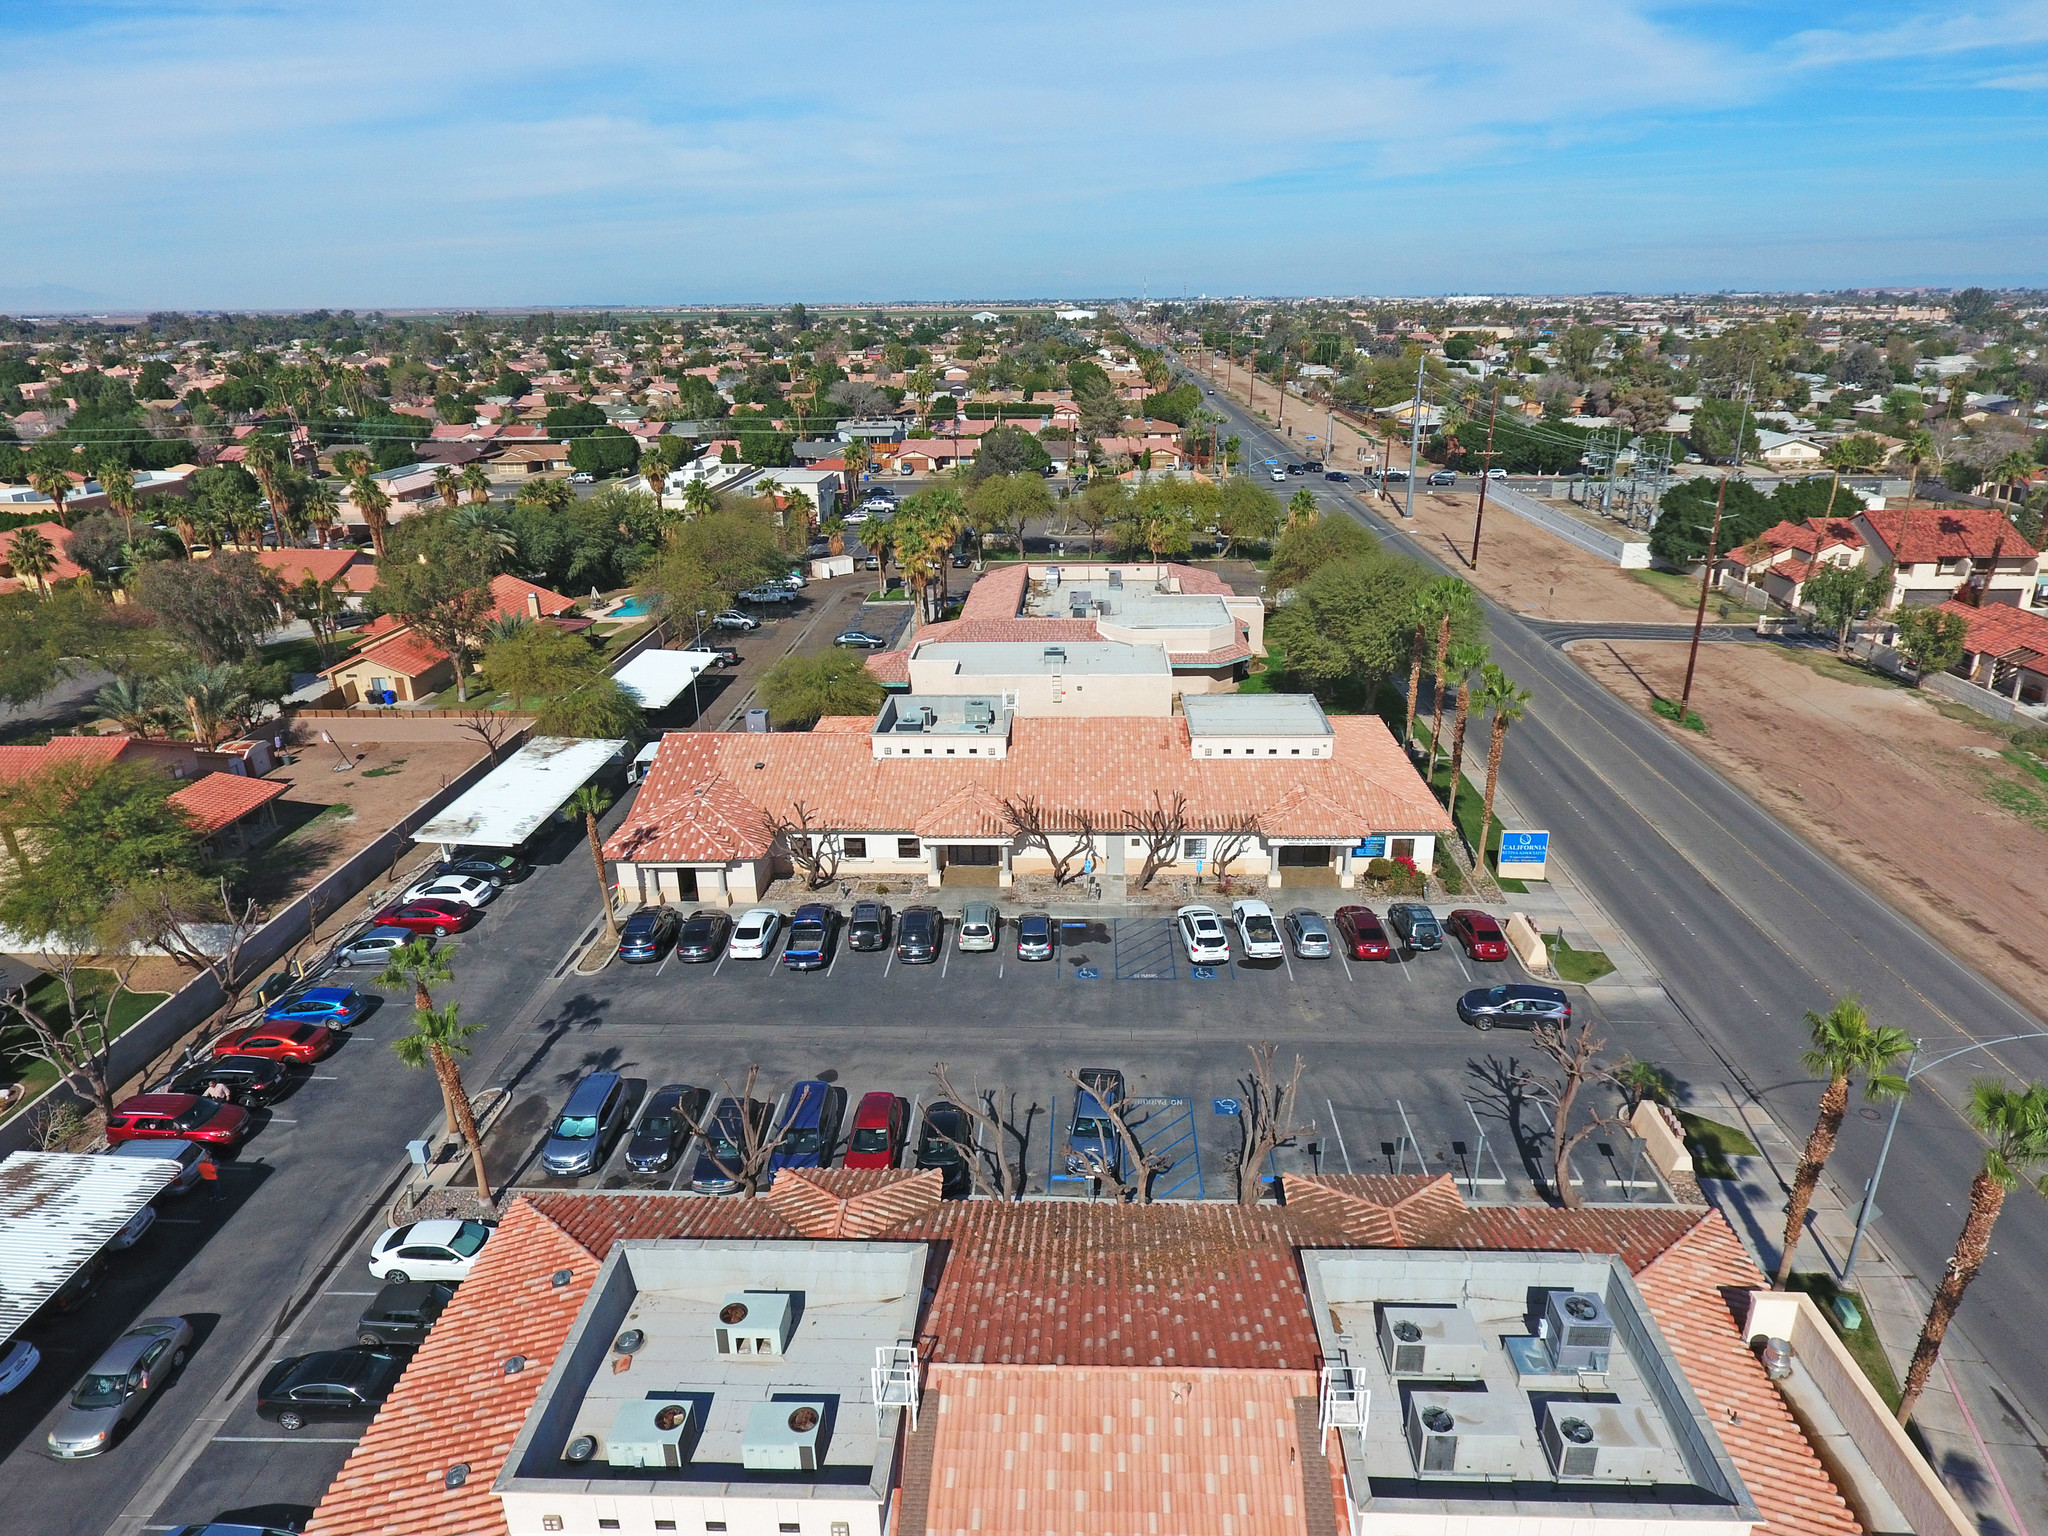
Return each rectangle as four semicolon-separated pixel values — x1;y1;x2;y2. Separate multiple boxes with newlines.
1540;1290;1614;1374
716;1292;796;1358
1043;646;1066;663
1108;569;1123;588
607;1398;694;1469
1404;1390;1522;1481
741;1398;829;1473
920;706;937;728
1539;1401;1667;1485
1377;1305;1488;1380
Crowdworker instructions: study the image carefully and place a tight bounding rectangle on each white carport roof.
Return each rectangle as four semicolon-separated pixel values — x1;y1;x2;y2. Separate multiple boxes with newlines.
0;1151;180;1343
613;650;719;711
412;735;627;850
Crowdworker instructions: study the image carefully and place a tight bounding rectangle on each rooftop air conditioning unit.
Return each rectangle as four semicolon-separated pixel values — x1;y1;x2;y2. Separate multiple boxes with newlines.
964;700;996;727
1107;569;1123;588
1540;1401;1668;1485
741;1398;829;1472
1043;646;1066;663
1404;1391;1522;1481
1541;1291;1615;1374
715;1292;796;1358
1047;566;1061;586
607;1398;693;1469
920;706;937;728
1377;1305;1488;1379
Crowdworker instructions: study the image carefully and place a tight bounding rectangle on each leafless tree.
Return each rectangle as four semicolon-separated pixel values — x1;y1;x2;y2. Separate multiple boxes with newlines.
930;1061;1034;1198
1060;1069;1173;1203
1205;813;1264;894
1233;1042;1314;1205
762;801;842;891
1000;797;1093;886
1517;1017;1624;1210
0;948;150;1118
1124;790;1189;891
456;710;516;764
118;878;269;1039
28;1099;91;1151
676;1065;799;1198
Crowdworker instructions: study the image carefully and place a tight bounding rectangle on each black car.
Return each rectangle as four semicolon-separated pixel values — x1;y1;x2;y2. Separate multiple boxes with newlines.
617;906;680;964
1304;459;1324;472
690;1096;769;1193
1324;470;1350;482
1457;983;1571;1030
626;1084;709;1173
707;646;741;667
166;1054;288;1108
1286;462;1304;475
1385;902;1444;951
847;900;892;951
435;857;517;886
915;1100;972;1198
896;905;941;963
444;849;530;882
674;909;730;963
257;1347;405;1430
951;553;972;568
355;1281;454;1348
1016;912;1054;961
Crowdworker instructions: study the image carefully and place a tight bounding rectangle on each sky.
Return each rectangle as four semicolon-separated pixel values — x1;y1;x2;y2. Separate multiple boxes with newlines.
2;0;2046;309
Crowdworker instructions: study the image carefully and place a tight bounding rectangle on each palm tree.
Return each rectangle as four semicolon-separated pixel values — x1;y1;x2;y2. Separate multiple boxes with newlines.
1426;578;1476;774
1897;1079;2048;1423
92;676;165;736
303;477;341;548
1995;448;2038;510
8;528;56;595
379;936;453;1013
1774;996;1913;1288
1896;428;1935;504
1475;664;1530;874
568;785;619;941
1441;640;1490;836
681;478;717;520
1286;487;1319;527
460;463;492;505
389;1002;493;1204
1406;576;1469;751
350;472;392;557
453;503;517;566
433;465;459;509
842;437;870;493
244;435;288;536
153;662;247;750
26;457;75;527
98;460;139;545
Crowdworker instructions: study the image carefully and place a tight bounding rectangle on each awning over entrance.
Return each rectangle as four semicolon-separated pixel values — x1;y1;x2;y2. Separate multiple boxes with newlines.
412;736;628;850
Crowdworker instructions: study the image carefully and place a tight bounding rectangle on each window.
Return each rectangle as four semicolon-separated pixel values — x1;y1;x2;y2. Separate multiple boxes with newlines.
898;837;921;860
1182;837;1208;859
842;837;867;859
599;1523;620;1532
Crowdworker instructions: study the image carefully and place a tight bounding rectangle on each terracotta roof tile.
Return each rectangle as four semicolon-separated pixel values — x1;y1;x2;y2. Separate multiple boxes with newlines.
488;573;574;620
168;771;288;835
1938;598;2048;664
762;1166;945;1237
251;547;363;586
323;627;450;680
1859;505;2039;564
0;735;132;787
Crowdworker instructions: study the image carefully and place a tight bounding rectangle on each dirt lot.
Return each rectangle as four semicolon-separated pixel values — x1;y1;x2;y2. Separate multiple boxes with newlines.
1572;639;2048;1003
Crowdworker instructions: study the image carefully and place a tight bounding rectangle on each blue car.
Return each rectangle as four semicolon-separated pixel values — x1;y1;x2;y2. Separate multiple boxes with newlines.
1065;1068;1127;1182
781;903;835;970
768;1080;842;1178
264;986;371;1028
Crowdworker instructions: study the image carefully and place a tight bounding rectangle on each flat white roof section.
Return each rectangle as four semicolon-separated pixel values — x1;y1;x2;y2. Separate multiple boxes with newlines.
613;651;718;711
0;1151;180;1342
413;736;628;850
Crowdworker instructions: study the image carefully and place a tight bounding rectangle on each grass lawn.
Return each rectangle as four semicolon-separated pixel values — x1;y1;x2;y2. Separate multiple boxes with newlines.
1674;1108;1760;1180
1788;1272;1902;1411
599;619;655;661
1630;567;1706;613
261;635;331;674
1777;647;1914;691
1;968;172;1123
424;682;509;710
1544;932;1615;983
1411;717;1528;894
278;800;356;842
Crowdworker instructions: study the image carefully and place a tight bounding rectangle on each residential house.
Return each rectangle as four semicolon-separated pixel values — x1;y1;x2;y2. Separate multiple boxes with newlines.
0;521;88;593
251;546;378;604
318;573;577;705
1718;517;1864;608
1854;505;2041;609
1932;599;2048;711
483;442;572;480
1754;430;1826;469
169;771;289;853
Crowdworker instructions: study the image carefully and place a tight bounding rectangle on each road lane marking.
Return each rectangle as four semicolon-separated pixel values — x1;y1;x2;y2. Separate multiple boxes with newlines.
323;1290;380;1296
211;1435;361;1443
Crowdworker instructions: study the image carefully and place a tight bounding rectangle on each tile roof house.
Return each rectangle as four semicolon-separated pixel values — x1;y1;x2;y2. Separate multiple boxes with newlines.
1930;598;2048;710
1855;505;2041;610
1719;517;1864;608
167;769;289;848
315;574;576;704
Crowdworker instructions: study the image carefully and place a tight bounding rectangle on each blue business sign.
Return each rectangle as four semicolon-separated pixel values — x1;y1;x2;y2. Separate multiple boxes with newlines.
1353;836;1386;859
1497;829;1550;878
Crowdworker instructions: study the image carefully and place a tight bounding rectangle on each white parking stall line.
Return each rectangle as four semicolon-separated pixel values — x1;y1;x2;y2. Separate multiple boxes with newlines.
655;949;672;978
1280;947;1296;983
264;1118;300;1124
307;1074;340;1080
883;951;894;980
1337;948;1355;982
212;1435;361;1444
1453;951;1475;984
827;940;844;978
322;1290;380;1297
712;950;728;978
940;947;951;979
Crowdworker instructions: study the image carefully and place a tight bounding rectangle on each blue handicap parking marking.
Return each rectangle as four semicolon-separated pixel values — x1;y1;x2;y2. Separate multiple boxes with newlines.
1190;965;1217;980
1074;965;1101;980
1213;1097;1241;1116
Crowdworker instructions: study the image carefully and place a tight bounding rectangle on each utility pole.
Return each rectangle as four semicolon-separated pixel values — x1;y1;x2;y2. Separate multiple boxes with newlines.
1470;385;1501;568
1403;352;1424;520
1680;382;1752;715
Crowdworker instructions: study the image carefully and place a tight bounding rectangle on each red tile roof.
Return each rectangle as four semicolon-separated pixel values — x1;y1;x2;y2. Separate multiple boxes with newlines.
1859;505;2039;564
0;735;135;787
251;547;364;587
1937;598;2048;664
168;771;288;835
488;573;574;620
0;521;87;588
322;627;450;679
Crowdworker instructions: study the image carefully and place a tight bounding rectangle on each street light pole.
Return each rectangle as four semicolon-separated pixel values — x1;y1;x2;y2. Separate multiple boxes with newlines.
1404;352;1424;521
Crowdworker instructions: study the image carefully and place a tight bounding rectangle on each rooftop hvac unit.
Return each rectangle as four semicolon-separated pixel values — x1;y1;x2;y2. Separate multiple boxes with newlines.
1047;566;1061;586
741;1398;829;1472
1377;1305;1489;1379
1107;569;1123;588
606;1398;693;1469
1540;1291;1615;1374
715;1292;797;1358
1404;1391;1522;1481
964;700;996;727
1539;1401;1668;1485
920;706;937;728
1043;646;1066;663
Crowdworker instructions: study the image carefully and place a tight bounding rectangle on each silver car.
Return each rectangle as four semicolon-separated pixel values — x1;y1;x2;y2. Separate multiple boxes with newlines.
1284;909;1332;957
957;901;999;953
47;1316;193;1458
331;925;419;968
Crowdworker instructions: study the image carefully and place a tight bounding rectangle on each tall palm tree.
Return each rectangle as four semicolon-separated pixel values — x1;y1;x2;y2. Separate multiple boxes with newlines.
303;477;340;548
243;434;288;534
841;436;871;493
453;503;518;566
681;478;717;520
1995;448;2037;510
350;473;392;557
379;936;453;1013
26;457;75;527
1286;487;1319;527
92;676;166;737
389;1002;493;1204
433;464;459;509
568;785;619;941
1774;996;1913;1288
1896;428;1935;504
1441;640;1490;835
8;528;56;595
1475;664;1529;874
97;460;139;545
460;463;492;505
1897;1079;2048;1423
1425;578;1476;773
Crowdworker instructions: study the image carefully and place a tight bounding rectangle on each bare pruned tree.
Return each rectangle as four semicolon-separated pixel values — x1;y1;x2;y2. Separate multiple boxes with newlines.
676;1065;798;1198
1124;790;1189;891
456;710;516;764
1517;1017;1623;1210
930;1061;1034;1198
1000;797;1094;886
1060;1069;1173;1203
1205;812;1264;895
763;801;842;891
1233;1042;1314;1205
115;877;268;1039
0;948;150;1118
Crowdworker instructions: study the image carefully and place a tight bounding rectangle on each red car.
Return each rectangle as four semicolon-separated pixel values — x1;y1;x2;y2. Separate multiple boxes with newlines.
1332;906;1394;961
106;1093;251;1149
842;1091;907;1170
372;898;479;937
214;1020;338;1064
1445;908;1510;962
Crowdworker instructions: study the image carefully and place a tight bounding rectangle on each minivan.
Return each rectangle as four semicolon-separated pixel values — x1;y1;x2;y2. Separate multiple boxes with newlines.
957;902;998;953
539;1072;631;1176
896;906;941;963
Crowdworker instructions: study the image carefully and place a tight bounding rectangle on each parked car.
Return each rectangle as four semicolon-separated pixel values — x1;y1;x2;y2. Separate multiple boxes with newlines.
257;1347;404;1431
109;1203;157;1250
1230;899;1285;960
616;905;680;964
895;905;941;963
844;1091;907;1170
1458;983;1571;1030
355;1281;455;1349
437;854;527;884
49;1254;105;1316
371;898;479;937
107;1138;212;1196
768;1080;841;1177
0;1339;38;1397
1016;912;1055;961
1283;909;1332;957
1270;468;1287;482
569;471;594;485
782;903;836;970
213;1020;337;1064
367;1218;496;1283
957;901;999;952
1427;470;1457;487
834;630;888;648
712;609;760;631
1486;467;1508;480
847;900;892;952
1385;902;1443;951
625;1084;709;1173
690;1096;768;1193
1384;468;1410;484
46;1317;194;1458
1066;1068;1127;1181
166;1054;288;1108
105;1094;251;1150
1324;470;1350;482
1176;904;1230;964
705;645;741;667
540;1071;633;1176
330;925;418;969
1333;905;1395;961
950;552;972;568
399;873;496;909
264;986;371;1028
739;586;799;605
1444;908;1511;962
728;907;782;960
674;909;730;962
915;1100;972;1197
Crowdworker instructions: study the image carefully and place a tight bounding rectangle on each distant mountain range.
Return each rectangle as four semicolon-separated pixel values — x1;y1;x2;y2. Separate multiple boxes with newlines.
0;283;118;314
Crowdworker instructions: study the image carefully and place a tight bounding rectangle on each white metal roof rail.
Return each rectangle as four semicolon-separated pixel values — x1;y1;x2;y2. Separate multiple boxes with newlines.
872;1339;921;1433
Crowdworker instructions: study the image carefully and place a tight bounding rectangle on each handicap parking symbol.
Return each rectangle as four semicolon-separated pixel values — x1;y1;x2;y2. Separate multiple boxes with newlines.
1074;965;1100;980
1190;965;1217;980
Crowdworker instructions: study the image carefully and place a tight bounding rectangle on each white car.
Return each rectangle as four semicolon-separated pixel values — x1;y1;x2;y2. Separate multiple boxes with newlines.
1486;467;1507;480
569;471;594;485
1176;904;1231;964
1270;469;1287;482
1230;899;1286;961
400;874;497;908
728;907;782;960
0;1339;39;1396
712;610;760;631
108;1204;157;1251
368;1218;497;1283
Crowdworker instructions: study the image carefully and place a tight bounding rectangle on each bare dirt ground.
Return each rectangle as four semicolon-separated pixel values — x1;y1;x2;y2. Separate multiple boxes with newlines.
1572;639;2048;1005
1397;489;1685;623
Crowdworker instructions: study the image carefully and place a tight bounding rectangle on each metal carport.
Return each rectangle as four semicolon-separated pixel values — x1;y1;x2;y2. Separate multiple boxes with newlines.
411;735;628;851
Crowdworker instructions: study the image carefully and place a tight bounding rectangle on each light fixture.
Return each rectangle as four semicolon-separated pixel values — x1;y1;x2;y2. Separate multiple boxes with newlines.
614;1328;645;1355
551;1269;573;1287
445;1463;470;1488
503;1354;527;1375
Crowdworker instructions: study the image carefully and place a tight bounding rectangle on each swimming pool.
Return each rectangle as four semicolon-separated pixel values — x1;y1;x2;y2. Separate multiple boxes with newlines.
610;595;656;618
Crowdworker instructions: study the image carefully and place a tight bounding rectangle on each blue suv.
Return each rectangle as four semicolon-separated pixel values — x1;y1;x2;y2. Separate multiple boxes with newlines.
768;1080;842;1178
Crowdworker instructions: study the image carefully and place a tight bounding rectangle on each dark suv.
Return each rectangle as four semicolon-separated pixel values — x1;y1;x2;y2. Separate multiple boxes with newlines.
1385;902;1443;951
847;900;892;952
896;906;941;963
356;1281;454;1348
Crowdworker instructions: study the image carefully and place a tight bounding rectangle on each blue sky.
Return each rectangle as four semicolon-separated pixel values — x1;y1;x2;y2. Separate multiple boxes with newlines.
3;0;2046;308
